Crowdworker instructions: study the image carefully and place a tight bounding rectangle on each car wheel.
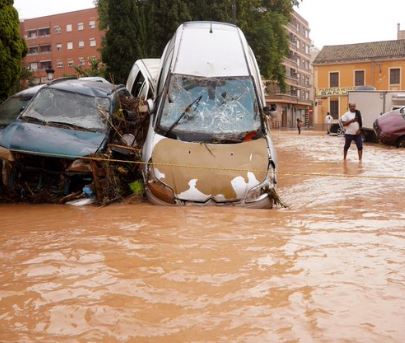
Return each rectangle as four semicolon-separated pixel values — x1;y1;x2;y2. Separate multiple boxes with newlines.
397;136;405;148
1;161;16;193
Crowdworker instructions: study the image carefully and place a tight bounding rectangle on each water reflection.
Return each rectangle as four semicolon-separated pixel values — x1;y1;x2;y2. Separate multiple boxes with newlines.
0;132;404;342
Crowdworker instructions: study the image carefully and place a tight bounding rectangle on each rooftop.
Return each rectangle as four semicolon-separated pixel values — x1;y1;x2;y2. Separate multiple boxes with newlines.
313;39;405;64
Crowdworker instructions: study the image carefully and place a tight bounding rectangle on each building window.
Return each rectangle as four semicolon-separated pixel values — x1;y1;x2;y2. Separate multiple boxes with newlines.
79;57;85;66
68;59;74;67
56;61;64;68
54;25;61;33
78;22;84;31
355;70;365;86
89;38;96;47
78;40;85;48
27;30;37;39
28;47;38;55
30;62;38;71
390;68;400;84
66;24;72;32
67;42;73;50
56;43;62;51
329;72;339;87
330;99;339;119
38;28;50;36
89;20;96;29
39;45;51;53
39;61;51;70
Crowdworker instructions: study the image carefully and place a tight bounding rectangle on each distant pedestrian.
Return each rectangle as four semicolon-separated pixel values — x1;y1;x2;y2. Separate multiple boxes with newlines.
341;103;363;161
296;118;303;135
325;112;333;134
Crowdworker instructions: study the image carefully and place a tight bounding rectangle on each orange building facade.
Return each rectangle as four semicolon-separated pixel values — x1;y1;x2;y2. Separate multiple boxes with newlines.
19;8;103;84
313;40;405;128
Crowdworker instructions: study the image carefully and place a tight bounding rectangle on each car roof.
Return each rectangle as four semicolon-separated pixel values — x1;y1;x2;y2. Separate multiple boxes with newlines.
12;84;45;98
45;79;123;98
172;21;251;77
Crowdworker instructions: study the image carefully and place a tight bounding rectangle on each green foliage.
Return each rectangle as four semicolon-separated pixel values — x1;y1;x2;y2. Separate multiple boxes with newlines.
0;0;27;100
143;0;192;57
98;0;299;87
73;58;106;77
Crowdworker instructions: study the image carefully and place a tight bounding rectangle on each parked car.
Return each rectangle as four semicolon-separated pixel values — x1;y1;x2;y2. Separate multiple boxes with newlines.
373;111;405;147
0;85;44;129
0;79;138;202
131;21;278;208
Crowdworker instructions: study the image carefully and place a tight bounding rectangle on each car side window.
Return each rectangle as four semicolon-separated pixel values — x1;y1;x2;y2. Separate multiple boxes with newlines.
131;72;145;98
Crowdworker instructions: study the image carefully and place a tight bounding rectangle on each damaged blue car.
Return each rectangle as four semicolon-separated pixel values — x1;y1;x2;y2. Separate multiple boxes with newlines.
0;79;140;203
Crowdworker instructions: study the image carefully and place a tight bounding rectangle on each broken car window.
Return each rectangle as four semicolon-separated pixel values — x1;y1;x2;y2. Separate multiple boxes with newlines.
22;88;110;131
158;75;261;139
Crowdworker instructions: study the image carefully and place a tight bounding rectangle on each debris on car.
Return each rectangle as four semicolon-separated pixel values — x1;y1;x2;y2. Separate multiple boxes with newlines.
0;79;150;205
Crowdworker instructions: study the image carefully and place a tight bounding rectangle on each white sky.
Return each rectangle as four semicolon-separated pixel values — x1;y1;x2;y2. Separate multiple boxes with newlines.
14;0;405;49
295;0;405;48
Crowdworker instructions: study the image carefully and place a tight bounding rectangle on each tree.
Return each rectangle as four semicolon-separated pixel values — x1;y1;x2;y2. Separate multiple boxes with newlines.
0;0;27;101
97;0;299;87
99;0;145;84
73;58;106;77
144;0;192;57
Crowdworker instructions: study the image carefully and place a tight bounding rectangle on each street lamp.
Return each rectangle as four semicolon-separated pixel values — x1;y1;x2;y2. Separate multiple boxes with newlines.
45;66;54;81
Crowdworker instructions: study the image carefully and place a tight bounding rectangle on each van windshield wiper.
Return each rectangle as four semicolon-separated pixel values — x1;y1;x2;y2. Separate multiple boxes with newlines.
46;121;99;132
21;115;47;125
164;95;202;136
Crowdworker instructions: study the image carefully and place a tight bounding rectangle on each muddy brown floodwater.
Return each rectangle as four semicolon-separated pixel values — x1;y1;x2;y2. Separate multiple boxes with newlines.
0;131;404;342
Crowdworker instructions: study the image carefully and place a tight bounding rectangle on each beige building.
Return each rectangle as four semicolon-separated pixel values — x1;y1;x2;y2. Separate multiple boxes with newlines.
266;10;313;128
312;38;405;129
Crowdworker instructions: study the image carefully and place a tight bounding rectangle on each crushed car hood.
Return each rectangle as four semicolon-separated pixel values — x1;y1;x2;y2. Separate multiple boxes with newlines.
151;137;269;202
0;121;106;158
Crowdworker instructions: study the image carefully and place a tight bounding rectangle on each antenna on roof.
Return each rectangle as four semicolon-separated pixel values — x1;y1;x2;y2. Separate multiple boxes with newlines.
210;22;213;33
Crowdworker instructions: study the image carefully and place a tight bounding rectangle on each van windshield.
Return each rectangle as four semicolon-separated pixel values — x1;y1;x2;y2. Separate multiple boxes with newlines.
157;75;262;141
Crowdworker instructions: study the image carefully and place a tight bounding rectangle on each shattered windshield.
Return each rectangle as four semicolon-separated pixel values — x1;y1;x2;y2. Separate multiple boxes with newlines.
158;75;261;140
22;88;110;131
0;96;29;126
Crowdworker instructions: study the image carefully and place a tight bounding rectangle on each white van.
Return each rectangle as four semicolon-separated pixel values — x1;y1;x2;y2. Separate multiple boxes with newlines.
131;22;278;208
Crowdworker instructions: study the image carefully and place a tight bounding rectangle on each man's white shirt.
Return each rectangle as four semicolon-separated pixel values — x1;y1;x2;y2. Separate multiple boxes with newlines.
341;111;359;135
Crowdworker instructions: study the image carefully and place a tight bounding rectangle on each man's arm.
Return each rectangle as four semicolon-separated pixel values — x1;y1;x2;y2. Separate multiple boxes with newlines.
341;115;356;127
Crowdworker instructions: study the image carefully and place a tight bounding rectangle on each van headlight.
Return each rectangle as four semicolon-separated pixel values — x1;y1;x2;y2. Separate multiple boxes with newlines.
245;182;271;202
245;163;276;203
146;160;176;204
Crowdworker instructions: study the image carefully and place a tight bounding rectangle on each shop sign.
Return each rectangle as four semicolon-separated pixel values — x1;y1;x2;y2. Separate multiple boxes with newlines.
316;87;355;96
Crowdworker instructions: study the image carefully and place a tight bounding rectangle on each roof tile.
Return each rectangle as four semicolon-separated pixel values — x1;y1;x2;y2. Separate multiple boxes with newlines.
313;40;405;64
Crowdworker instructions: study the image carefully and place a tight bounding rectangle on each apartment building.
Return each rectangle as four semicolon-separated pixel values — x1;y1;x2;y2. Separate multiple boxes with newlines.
312;38;405;128
266;10;313;128
20;8;103;84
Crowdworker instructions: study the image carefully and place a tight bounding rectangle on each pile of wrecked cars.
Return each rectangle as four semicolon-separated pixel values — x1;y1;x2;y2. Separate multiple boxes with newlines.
0;21;279;209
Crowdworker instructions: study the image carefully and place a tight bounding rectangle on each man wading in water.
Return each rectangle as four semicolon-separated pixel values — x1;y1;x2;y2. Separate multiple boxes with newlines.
341;102;363;161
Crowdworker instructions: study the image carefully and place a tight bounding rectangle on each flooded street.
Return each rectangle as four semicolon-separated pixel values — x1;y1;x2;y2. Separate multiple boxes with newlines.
1;131;404;342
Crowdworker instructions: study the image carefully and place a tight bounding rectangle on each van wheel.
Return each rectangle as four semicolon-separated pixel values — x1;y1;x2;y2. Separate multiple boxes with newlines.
397;136;405;148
